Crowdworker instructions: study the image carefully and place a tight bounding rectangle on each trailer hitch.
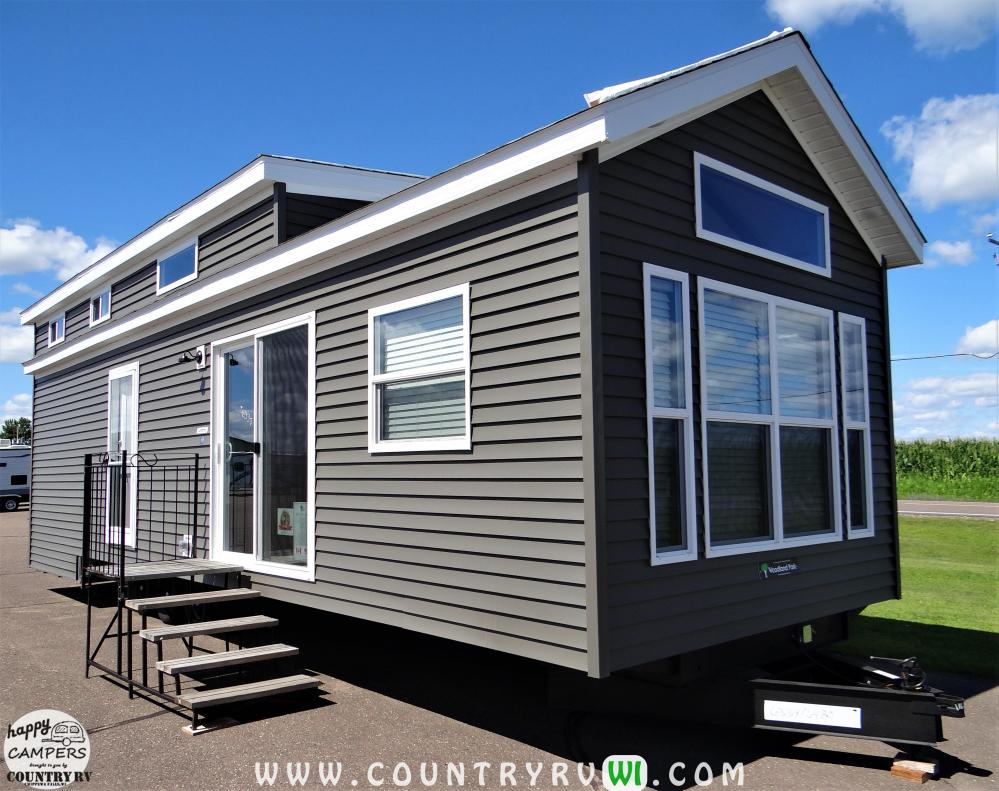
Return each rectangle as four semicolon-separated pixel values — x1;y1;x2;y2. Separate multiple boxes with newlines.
751;650;966;745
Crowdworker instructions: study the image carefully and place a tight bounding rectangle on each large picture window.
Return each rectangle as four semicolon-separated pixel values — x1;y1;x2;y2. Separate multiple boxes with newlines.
840;314;875;537
368;284;471;453
694;153;831;277
643;264;696;563
699;279;841;557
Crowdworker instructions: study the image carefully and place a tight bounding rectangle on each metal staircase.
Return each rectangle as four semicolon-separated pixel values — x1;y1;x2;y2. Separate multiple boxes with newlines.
79;452;321;732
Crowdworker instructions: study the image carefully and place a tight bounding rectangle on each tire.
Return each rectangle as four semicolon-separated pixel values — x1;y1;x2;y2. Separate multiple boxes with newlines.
1;498;18;512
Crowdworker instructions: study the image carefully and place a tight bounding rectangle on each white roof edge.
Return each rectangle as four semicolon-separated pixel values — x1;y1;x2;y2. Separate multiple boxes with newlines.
20;156;424;325
584;28;796;107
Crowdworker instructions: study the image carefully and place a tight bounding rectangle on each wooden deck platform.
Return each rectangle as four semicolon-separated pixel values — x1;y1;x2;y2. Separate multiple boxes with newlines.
88;558;244;581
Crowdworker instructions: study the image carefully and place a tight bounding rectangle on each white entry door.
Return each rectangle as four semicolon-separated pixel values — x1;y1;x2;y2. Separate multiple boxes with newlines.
107;362;139;547
211;314;316;581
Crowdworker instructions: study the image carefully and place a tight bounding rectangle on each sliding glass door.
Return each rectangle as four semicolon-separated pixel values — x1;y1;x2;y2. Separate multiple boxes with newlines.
212;315;314;578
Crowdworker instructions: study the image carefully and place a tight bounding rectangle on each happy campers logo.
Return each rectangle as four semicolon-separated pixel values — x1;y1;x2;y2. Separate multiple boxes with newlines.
4;710;91;789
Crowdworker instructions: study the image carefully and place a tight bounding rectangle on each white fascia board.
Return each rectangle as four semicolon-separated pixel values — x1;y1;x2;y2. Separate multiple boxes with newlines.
263;158;423;202
785;38;925;260
598;36;803;155
21;159;269;325
23;120;600;376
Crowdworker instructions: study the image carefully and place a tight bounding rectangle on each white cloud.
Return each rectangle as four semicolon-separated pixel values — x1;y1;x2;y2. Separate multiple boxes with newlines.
894;371;999;438
956;319;999;356
881;94;999;210
0;218;115;281
2;393;31;421
0;307;33;365
971;210;999;236
924;240;976;267
909;371;997;397
10;282;42;298
766;0;997;53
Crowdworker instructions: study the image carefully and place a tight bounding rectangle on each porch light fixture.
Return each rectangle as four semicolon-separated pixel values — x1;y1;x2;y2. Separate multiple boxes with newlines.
178;345;207;370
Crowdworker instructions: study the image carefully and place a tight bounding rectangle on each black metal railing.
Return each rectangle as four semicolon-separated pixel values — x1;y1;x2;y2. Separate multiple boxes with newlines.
81;451;202;580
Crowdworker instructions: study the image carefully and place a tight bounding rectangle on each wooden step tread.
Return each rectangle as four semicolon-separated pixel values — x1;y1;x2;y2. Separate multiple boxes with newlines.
179;674;320;710
126;588;260;612
140;615;277;642
157;643;298;675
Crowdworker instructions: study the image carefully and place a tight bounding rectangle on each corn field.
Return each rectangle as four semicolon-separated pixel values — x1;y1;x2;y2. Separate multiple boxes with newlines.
895;439;999;481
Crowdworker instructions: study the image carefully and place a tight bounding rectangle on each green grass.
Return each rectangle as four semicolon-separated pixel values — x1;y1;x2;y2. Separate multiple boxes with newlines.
896;473;999;502
837;516;999;677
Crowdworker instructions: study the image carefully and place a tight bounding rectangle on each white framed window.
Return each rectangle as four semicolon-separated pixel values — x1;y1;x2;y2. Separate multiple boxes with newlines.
368;284;471;453
840;314;875;538
156;239;198;294
47;313;65;346
643;263;697;563
698;279;842;557
89;288;111;326
694;152;831;277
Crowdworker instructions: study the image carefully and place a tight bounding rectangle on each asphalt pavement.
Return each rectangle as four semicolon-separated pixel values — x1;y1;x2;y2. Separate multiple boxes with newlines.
1;507;996;790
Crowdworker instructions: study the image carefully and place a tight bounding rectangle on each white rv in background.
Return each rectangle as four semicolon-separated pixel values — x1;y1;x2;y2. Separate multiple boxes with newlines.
0;443;30;511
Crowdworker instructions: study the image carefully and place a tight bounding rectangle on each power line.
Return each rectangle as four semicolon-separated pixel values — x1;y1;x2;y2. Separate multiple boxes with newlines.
891;351;999;362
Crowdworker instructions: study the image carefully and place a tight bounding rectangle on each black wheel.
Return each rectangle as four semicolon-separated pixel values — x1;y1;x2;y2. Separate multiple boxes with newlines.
1;498;18;512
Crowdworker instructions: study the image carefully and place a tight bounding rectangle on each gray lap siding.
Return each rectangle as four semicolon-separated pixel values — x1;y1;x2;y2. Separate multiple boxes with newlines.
599;91;897;672
29;180;588;670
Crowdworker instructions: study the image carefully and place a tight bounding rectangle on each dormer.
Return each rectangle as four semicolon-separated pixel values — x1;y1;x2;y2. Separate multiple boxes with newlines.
23;155;424;355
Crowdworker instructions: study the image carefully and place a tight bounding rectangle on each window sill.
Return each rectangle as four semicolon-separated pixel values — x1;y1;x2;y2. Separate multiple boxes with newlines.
368;437;472;454
704;530;842;558
650;547;699;566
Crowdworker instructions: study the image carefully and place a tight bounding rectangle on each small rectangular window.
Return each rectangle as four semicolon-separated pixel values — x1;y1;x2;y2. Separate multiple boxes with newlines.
368;284;470;452
644;264;696;563
10;474;27;486
156;242;197;294
694;153;831;276
840;315;874;537
48;314;65;346
90;289;111;326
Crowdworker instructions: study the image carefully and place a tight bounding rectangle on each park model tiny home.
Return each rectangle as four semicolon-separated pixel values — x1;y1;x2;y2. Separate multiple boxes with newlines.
22;30;922;680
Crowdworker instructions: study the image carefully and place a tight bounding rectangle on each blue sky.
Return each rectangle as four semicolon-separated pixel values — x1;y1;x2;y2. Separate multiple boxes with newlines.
1;0;996;438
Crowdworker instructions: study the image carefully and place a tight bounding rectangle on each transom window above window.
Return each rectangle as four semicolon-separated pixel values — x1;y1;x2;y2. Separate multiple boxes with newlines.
368;284;470;453
156;242;198;294
90;289;111;326
48;314;65;346
694;153;831;276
